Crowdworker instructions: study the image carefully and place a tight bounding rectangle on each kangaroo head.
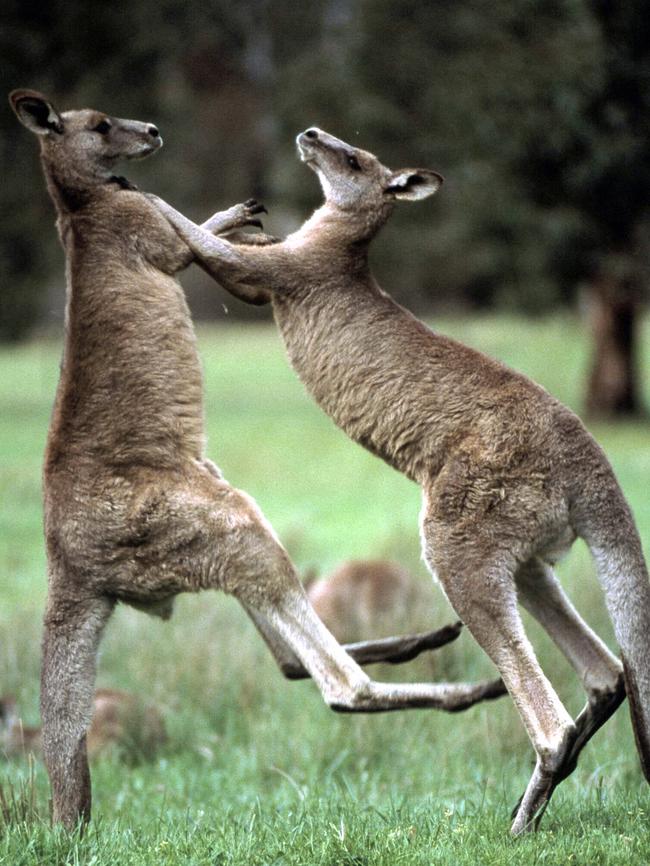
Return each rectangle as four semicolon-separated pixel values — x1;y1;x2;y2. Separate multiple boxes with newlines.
296;127;442;233
9;90;162;206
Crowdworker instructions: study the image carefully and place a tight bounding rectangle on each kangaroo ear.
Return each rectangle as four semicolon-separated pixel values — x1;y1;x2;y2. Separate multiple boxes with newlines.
385;169;443;201
9;89;64;136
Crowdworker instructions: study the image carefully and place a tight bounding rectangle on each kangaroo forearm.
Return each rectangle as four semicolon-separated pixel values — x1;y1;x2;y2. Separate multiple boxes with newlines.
170;215;270;279
281;623;465;679
197;207;268;297
174;247;195;272
150;195;273;304
147;228;194;274
200;206;248;236
195;258;272;305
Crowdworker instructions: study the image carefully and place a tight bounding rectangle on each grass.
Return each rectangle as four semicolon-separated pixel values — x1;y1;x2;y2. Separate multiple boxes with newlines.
1;313;650;864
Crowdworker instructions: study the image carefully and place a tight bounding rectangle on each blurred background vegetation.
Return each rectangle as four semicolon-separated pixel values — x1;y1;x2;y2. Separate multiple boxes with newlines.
2;0;650;417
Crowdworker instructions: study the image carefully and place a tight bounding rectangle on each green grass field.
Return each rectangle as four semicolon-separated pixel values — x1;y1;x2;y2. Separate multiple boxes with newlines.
1;315;649;864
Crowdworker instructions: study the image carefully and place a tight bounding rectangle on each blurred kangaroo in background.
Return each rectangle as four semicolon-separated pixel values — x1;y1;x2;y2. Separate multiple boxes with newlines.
0;689;166;761
10;92;502;830
150;127;650;834
306;560;439;643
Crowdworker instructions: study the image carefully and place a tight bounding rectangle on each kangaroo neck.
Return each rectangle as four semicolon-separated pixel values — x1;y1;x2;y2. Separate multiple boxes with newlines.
284;201;382;256
41;149;117;214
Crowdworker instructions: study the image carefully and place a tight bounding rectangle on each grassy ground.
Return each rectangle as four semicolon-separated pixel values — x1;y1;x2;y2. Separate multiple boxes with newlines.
1;314;649;864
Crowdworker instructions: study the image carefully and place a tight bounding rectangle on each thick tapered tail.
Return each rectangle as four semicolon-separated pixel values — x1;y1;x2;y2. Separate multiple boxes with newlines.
584;519;650;781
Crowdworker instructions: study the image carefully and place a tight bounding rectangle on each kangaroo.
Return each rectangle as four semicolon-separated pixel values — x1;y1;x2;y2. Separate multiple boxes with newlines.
306;560;437;643
148;127;650;834
0;689;167;761
10;94;503;829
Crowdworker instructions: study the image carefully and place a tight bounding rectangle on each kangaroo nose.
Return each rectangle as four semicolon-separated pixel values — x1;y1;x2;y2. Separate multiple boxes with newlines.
304;128;319;140
148;125;159;138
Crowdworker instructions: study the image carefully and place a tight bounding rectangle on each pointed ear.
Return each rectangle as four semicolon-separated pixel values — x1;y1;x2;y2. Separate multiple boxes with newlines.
9;89;64;136
385;169;443;201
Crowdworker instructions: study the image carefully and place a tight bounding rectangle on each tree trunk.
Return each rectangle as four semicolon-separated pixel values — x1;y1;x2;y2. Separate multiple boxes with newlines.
584;276;642;419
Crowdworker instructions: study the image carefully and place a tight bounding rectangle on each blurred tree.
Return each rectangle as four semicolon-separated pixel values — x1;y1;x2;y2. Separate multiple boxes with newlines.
499;0;650;417
524;0;650;417
347;0;604;311
0;0;182;338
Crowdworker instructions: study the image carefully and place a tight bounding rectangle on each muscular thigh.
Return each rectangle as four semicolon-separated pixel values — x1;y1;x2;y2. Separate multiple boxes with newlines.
55;464;295;605
419;455;570;592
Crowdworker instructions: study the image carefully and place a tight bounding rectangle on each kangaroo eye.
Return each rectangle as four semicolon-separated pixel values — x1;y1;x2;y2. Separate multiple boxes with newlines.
347;155;361;171
93;120;112;135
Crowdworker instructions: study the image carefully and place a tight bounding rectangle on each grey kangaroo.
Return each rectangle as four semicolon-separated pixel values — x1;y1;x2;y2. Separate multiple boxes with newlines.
10;93;502;829
148;127;650;834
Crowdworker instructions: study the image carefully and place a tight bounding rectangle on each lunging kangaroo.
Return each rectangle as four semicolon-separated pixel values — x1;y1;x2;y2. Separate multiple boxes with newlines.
149;127;650;834
11;94;502;829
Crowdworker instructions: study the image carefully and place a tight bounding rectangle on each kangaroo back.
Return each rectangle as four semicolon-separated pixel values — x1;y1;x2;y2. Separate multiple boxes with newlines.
307;560;429;642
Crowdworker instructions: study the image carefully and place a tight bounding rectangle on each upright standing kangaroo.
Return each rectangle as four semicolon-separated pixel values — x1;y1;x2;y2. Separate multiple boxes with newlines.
10;94;501;829
149;127;650;834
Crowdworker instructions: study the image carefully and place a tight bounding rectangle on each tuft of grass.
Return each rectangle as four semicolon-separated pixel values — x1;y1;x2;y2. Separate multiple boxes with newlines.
0;760;42;833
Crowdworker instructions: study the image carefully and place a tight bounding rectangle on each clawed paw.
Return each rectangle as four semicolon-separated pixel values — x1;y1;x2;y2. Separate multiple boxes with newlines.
244;198;268;215
239;198;268;229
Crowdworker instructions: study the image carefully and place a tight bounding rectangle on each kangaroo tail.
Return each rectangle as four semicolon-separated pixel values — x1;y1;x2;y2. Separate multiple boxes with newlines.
577;487;650;782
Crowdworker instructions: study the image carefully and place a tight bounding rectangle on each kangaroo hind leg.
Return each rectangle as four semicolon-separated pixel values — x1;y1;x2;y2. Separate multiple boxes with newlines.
237;576;504;713
40;591;115;829
516;558;625;787
243;602;464;680
423;522;577;834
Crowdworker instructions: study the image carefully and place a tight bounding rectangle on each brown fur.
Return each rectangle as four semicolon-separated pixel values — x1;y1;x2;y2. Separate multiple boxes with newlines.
307;560;435;643
0;689;167;761
150;127;650;834
11;94;501;831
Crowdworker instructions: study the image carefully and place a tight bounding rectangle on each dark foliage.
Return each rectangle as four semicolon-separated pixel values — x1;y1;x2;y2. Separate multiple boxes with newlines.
1;0;648;355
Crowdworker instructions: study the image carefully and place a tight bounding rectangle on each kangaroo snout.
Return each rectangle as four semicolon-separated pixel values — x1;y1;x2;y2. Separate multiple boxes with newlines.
144;125;162;150
298;128;348;150
133;123;163;157
296;128;322;162
115;119;163;160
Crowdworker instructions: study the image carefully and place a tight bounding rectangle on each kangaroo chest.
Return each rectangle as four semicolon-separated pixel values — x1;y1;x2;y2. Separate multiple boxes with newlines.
272;292;447;482
49;247;206;470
